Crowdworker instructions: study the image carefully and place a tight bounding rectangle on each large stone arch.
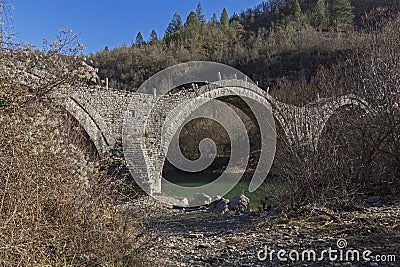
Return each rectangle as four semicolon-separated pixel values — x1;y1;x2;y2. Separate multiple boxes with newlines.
141;80;278;195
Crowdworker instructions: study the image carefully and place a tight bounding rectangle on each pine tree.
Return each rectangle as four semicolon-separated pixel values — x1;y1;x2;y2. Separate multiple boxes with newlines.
292;0;302;19
135;32;145;46
210;13;218;25
220;8;229;28
312;0;329;30
185;11;199;28
196;2;206;24
331;0;354;26
230;12;240;24
166;12;183;35
273;7;280;18
292;0;304;26
149;29;159;45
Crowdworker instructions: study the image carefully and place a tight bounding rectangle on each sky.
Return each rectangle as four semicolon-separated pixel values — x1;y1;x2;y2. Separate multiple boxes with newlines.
11;1;262;54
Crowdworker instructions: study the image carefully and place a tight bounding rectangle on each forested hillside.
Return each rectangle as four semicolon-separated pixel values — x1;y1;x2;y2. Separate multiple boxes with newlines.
90;0;400;96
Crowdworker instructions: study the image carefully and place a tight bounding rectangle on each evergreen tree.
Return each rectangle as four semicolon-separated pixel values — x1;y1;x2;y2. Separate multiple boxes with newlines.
220;8;229;28
149;29;159;45
185;11;200;28
331;0;354;26
230;12;240;24
273;7;280;18
166;12;183;35
210;13;218;25
292;0;304;25
292;0;302;19
135;32;145;46
312;0;330;30
196;2;206;24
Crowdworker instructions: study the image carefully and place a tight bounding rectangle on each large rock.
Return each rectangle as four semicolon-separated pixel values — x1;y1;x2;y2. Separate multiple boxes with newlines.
189;193;212;207
228;194;249;212
211;198;229;214
366;196;381;204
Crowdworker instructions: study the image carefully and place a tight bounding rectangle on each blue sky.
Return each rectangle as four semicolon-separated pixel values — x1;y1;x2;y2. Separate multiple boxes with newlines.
12;1;262;54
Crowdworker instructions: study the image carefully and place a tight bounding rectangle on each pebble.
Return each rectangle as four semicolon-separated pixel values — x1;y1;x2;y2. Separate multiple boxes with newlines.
188;233;204;238
197;243;212;249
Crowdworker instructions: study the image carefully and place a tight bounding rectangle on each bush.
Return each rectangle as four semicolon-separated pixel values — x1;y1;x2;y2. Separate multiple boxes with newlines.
0;97;143;265
271;14;400;211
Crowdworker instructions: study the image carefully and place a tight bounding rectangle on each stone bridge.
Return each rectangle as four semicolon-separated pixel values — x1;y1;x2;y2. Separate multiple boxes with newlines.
52;80;371;195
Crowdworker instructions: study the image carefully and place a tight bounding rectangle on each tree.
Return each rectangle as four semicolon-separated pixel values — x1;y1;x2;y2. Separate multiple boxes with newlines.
273;6;280;18
292;0;304;26
149;29;159;45
0;0;16;46
196;2;206;24
166;12;183;35
210;13;218;25
185;11;200;28
331;0;354;27
312;0;330;30
220;8;229;28
292;0;302;19
135;32;145;46
230;12;240;24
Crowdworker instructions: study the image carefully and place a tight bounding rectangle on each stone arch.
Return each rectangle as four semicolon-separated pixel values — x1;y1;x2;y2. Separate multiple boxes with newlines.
122;79;374;196
200;79;295;148
244;85;300;148
65;97;114;156
312;94;373;149
266;100;298;147
145;81;278;194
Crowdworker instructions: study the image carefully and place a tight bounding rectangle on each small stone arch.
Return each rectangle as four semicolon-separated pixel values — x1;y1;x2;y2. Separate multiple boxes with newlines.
65;97;114;156
313;94;373;149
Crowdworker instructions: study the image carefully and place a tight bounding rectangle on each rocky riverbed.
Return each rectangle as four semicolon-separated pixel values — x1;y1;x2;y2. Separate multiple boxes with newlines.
124;197;400;266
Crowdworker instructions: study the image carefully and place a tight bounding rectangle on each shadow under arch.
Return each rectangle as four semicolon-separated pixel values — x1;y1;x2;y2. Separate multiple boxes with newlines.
147;80;277;198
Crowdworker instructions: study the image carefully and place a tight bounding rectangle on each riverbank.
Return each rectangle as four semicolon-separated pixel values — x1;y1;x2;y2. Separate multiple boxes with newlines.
125;197;400;266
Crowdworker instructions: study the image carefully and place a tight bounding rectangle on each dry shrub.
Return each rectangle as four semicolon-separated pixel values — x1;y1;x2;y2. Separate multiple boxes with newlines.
0;9;145;263
0;97;143;266
273;105;369;211
271;13;400;212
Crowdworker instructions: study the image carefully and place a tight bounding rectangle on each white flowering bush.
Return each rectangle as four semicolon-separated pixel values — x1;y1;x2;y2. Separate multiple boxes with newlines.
0;1;142;265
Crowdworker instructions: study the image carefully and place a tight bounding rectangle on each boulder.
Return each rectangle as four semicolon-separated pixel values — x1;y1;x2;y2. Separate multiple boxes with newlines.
211;198;229;214
366;196;381;204
228;194;249;212
189;193;212;207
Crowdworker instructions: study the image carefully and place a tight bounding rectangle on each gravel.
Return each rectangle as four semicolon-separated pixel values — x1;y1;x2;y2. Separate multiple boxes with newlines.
124;196;400;266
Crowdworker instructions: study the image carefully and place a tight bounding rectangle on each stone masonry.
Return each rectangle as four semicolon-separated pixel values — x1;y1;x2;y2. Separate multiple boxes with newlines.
52;81;372;195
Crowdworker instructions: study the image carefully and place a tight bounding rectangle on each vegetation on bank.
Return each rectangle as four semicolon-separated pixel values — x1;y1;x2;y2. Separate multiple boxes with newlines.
0;2;143;265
